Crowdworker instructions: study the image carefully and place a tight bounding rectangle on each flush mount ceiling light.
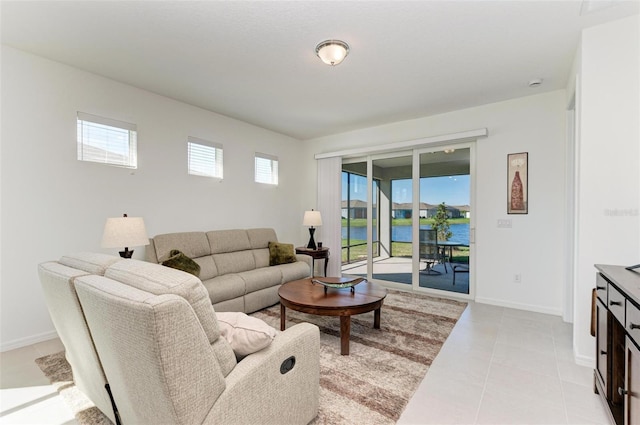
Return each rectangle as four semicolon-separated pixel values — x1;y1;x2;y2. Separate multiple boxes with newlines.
315;40;350;66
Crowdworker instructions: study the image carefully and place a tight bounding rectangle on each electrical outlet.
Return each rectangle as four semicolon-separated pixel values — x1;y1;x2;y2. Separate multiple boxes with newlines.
497;219;512;228
514;274;522;283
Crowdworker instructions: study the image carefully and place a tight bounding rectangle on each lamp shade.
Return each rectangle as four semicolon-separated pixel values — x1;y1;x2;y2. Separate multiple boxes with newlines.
303;210;323;227
315;40;350;66
101;216;149;249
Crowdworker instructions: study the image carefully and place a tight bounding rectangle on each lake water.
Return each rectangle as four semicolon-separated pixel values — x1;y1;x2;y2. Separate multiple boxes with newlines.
342;223;470;245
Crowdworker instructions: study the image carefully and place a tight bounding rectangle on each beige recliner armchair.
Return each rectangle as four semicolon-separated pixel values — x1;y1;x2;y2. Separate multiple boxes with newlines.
38;253;122;423
39;254;320;425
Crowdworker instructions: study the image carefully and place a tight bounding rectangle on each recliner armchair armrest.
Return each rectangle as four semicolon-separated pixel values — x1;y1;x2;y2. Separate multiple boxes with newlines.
206;322;320;425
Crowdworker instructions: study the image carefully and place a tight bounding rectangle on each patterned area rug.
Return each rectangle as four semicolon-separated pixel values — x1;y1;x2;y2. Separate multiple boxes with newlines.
35;352;112;425
36;290;466;424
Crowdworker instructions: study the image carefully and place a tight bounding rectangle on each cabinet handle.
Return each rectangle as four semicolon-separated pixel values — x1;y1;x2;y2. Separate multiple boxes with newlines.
600;350;607;355
596;286;606;290
619;387;628;396
631;323;640;330
610;300;623;306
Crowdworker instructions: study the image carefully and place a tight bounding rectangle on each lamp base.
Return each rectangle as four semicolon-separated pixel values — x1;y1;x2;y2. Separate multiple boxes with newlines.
306;227;317;250
119;248;134;259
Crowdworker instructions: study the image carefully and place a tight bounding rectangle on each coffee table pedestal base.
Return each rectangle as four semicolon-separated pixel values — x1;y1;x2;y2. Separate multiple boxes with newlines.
280;303;383;355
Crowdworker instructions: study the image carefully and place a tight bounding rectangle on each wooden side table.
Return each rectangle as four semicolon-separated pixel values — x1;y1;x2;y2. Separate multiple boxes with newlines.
295;247;330;277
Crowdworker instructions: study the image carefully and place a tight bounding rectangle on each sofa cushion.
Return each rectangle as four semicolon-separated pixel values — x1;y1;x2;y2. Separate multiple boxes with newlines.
239;267;282;293
193;256;218;281
274;261;311;283
161;250;201;277
152;232;211;262
253;248;270;269
207;230;251;254
59;252;121;275
268;242;296;266
213;251;256;275
245;287;280;314
216;312;276;358
202;274;246;305
247;228;278;249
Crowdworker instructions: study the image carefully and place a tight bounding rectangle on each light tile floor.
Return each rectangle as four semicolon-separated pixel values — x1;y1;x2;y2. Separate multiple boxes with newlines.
0;338;76;425
0;302;607;425
398;301;609;425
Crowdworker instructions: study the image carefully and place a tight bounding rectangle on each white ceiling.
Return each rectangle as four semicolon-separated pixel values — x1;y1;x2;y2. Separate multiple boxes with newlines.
2;1;638;140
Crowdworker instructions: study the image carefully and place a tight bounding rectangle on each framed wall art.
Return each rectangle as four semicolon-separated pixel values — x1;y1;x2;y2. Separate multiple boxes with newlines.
507;152;528;214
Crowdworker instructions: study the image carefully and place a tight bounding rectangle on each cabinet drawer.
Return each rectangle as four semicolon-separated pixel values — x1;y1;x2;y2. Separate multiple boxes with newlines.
596;273;608;303
609;283;626;325
627;300;640;345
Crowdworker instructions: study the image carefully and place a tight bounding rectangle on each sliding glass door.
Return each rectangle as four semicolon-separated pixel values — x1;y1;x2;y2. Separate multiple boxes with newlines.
340;144;473;298
341;161;379;275
417;147;471;294
372;153;414;286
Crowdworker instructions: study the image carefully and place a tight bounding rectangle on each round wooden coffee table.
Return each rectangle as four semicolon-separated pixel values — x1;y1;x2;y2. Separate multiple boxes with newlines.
278;277;387;355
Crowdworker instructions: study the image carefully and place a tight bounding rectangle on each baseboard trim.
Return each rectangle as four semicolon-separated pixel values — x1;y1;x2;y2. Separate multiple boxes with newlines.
574;352;595;368
474;296;563;316
1;330;59;352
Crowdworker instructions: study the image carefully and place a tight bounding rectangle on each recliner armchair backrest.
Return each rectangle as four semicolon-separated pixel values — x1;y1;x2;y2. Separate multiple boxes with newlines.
37;252;122;424
104;259;237;376
75;275;226;425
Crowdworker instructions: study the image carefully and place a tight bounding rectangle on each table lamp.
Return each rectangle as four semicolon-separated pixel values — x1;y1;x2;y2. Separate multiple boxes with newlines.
101;213;149;258
303;209;322;250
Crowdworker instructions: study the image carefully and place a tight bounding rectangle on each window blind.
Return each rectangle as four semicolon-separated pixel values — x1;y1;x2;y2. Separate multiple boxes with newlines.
77;112;137;168
188;137;223;179
255;152;278;185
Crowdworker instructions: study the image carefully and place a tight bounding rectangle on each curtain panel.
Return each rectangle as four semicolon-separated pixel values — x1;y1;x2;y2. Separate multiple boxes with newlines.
317;157;342;277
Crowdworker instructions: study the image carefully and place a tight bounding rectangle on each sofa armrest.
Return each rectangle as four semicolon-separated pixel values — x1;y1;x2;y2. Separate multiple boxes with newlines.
295;254;312;271
144;238;160;263
207;322;320;425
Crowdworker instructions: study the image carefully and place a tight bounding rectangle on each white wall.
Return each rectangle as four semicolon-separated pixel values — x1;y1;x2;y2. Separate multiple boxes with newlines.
0;46;308;350
302;90;568;316
573;15;640;365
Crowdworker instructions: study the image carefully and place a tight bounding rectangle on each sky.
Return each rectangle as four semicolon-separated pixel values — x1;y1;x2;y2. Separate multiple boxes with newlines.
342;173;470;206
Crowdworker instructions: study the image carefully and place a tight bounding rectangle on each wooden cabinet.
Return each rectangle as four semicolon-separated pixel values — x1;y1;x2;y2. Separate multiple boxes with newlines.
626;336;640;425
594;265;640;425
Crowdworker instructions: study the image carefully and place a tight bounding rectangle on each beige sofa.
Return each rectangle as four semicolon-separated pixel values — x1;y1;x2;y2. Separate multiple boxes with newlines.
39;252;320;425
145;228;311;313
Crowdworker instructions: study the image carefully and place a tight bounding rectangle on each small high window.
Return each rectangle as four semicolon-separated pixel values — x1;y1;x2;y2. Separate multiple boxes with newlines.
77;112;137;168
255;153;278;185
188;137;223;179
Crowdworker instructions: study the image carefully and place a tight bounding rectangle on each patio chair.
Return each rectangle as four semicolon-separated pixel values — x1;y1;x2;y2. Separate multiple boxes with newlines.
419;229;442;275
453;264;469;285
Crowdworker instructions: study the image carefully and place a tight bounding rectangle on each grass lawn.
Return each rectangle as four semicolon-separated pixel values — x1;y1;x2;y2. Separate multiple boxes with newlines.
341;218;470;263
342;240;469;264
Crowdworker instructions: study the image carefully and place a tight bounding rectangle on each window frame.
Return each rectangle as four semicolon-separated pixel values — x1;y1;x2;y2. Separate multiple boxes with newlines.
254;152;279;185
76;112;137;169
187;136;224;179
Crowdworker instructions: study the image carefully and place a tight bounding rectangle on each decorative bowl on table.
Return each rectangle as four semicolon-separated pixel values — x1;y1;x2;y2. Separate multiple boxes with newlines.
311;277;365;293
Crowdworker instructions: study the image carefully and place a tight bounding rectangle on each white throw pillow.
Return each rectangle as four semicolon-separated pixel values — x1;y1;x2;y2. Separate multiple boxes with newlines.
216;312;277;358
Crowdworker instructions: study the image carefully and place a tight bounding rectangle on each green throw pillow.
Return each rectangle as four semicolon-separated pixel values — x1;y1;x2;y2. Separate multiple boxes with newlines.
161;249;201;277
268;242;296;266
